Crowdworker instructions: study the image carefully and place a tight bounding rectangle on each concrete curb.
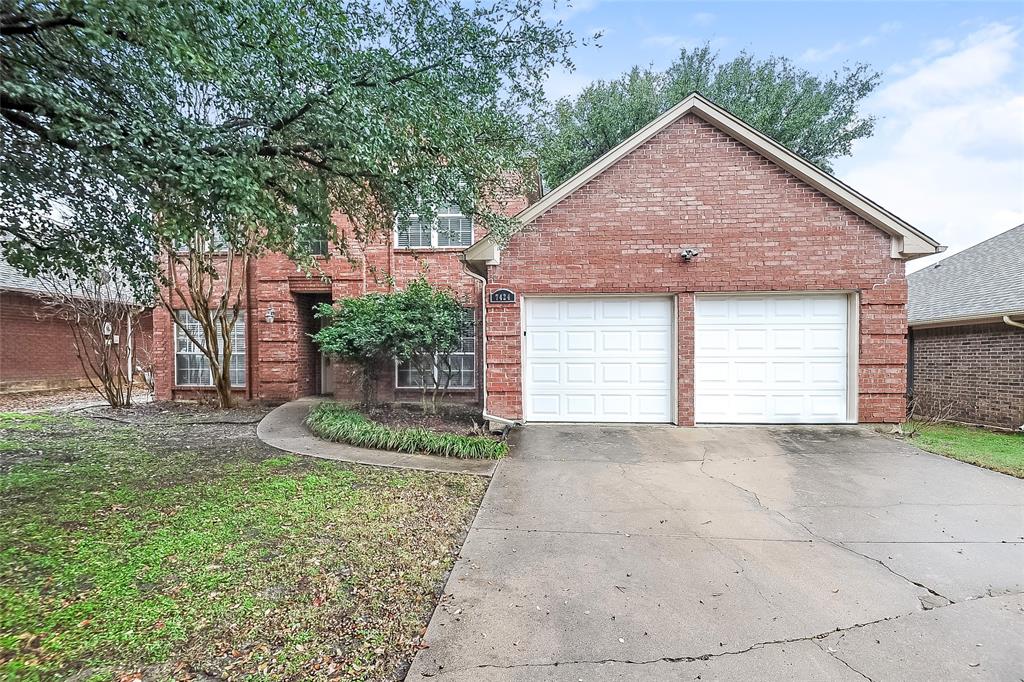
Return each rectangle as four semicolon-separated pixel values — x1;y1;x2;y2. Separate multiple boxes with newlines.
255;397;498;477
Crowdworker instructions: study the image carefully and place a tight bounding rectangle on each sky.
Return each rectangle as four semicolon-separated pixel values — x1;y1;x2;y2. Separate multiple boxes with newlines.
543;0;1024;272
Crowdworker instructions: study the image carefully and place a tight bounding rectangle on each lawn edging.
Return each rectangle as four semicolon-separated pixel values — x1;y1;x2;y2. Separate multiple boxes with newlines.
306;401;508;460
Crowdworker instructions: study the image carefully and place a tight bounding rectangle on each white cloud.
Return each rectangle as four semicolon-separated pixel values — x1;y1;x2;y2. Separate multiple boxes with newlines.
800;22;902;63
690;12;715;27
836;22;1024;272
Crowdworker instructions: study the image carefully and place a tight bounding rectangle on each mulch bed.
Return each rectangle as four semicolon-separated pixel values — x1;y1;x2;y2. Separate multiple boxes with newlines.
360;403;494;438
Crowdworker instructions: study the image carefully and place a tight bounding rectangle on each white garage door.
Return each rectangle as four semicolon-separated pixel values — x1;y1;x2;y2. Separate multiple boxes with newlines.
524;297;674;423
694;294;851;424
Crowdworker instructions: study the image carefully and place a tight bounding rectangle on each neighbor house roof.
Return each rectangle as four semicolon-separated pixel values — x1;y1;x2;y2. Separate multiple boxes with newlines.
465;92;943;268
0;253;142;304
0;254;49;295
908;223;1024;327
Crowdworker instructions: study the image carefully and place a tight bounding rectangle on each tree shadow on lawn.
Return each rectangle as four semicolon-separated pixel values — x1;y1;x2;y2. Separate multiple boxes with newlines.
0;408;487;681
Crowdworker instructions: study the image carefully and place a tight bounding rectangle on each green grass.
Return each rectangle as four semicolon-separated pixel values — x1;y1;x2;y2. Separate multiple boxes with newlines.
906;421;1024;477
306;402;508;460
0;412;487;681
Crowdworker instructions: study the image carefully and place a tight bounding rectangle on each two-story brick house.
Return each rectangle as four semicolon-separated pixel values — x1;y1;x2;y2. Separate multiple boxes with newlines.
153;94;942;425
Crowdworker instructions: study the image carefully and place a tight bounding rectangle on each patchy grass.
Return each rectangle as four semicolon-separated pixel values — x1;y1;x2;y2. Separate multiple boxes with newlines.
307;402;507;460
905;421;1024;478
0;411;487;681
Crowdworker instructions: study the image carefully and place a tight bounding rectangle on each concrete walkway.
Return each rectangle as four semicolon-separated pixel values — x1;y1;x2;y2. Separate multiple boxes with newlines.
408;424;1024;680
255;397;498;476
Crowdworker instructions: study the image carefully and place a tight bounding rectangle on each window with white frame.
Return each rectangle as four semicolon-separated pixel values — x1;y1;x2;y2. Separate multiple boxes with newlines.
174;311;246;387
395;203;473;248
396;310;476;389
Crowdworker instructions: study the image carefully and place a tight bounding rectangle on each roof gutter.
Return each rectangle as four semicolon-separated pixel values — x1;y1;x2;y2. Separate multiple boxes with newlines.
1004;315;1024;330
460;255;522;428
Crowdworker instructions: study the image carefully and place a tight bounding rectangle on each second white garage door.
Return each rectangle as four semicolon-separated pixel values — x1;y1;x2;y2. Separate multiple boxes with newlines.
694;294;852;424
524;297;674;423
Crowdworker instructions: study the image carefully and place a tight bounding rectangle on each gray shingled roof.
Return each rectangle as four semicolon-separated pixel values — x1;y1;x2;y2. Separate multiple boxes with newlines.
0;254;141;304
907;223;1024;325
0;255;50;295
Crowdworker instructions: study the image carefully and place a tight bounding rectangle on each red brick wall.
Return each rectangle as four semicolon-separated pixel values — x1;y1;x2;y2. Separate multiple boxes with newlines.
2;292;155;394
153;217;493;403
0;291;89;391
910;323;1024;430
484;113;908;424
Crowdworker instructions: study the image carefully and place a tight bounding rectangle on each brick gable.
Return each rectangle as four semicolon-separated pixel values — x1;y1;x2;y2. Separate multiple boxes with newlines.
484;113;908;424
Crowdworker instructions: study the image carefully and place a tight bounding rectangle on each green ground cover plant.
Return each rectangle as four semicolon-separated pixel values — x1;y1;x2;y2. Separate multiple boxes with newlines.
306;402;508;460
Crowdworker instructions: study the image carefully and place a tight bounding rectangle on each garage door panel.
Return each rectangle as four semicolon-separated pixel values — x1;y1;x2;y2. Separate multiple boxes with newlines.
529;330;560;353
637;362;671;385
637;329;671;352
695;294;850;424
527;299;560;322
566;299;596;320
525;297;674;423
530;363;560;384
601;330;632;352
565;331;596;352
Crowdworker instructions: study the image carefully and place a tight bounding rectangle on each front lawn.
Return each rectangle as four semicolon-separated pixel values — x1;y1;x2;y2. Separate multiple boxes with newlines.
0;409;486;680
904;421;1024;478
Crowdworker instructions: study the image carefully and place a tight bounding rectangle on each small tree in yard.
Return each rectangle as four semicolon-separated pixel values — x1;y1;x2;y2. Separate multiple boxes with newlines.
313;279;467;412
37;271;148;407
154;222;259;409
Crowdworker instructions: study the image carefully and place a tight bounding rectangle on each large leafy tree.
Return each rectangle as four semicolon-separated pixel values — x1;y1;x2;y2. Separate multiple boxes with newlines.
539;44;881;188
1;0;580;284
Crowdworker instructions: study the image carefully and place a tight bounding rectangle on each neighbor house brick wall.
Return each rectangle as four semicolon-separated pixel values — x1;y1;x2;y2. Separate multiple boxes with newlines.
2;291;155;394
484;113;908;425
910;323;1024;430
0;291;90;392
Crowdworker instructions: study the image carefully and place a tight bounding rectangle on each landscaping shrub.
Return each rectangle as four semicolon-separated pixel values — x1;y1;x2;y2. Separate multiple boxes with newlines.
306;402;508;460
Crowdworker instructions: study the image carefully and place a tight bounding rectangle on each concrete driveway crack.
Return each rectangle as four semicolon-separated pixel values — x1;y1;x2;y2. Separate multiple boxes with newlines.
813;634;875;682
434;610;919;675
697;460;955;607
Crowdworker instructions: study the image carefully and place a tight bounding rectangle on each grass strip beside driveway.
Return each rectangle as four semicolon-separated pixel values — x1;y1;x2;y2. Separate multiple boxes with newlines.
0;412;486;681
906;421;1024;478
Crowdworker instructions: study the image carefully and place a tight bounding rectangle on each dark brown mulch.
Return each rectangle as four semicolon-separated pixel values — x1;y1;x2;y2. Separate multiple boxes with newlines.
361;402;490;437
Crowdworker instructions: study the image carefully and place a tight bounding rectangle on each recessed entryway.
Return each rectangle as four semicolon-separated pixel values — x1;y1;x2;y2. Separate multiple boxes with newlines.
523;296;675;423
694;293;853;424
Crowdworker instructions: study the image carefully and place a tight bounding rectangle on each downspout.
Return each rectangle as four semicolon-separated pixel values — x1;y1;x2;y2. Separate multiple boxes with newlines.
1004;315;1024;330
460;259;522;427
245;258;254;402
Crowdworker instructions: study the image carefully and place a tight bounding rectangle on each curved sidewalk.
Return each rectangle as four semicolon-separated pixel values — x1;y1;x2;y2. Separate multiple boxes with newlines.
256;397;498;477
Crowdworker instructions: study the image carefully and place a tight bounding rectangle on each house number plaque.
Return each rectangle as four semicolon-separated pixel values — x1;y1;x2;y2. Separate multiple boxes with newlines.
489;289;516;304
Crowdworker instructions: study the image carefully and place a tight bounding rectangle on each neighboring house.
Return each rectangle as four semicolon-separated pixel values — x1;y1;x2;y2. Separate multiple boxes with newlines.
0;257;154;394
907;224;1024;430
153;93;943;425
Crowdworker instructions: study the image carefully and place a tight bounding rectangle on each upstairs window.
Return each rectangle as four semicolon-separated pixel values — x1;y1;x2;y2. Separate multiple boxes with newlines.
395;203;473;248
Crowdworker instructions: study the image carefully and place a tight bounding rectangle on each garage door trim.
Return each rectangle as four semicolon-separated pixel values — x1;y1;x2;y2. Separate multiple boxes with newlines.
693;291;859;424
521;294;678;424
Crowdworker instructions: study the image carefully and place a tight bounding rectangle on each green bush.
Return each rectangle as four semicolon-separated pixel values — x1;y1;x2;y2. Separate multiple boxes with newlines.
306;402;508;460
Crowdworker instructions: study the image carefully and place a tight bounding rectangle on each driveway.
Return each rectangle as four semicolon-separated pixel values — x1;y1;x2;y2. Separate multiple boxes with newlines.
407;425;1024;681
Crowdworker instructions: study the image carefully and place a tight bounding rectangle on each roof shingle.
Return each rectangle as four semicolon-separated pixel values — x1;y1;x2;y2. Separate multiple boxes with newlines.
907;223;1024;325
